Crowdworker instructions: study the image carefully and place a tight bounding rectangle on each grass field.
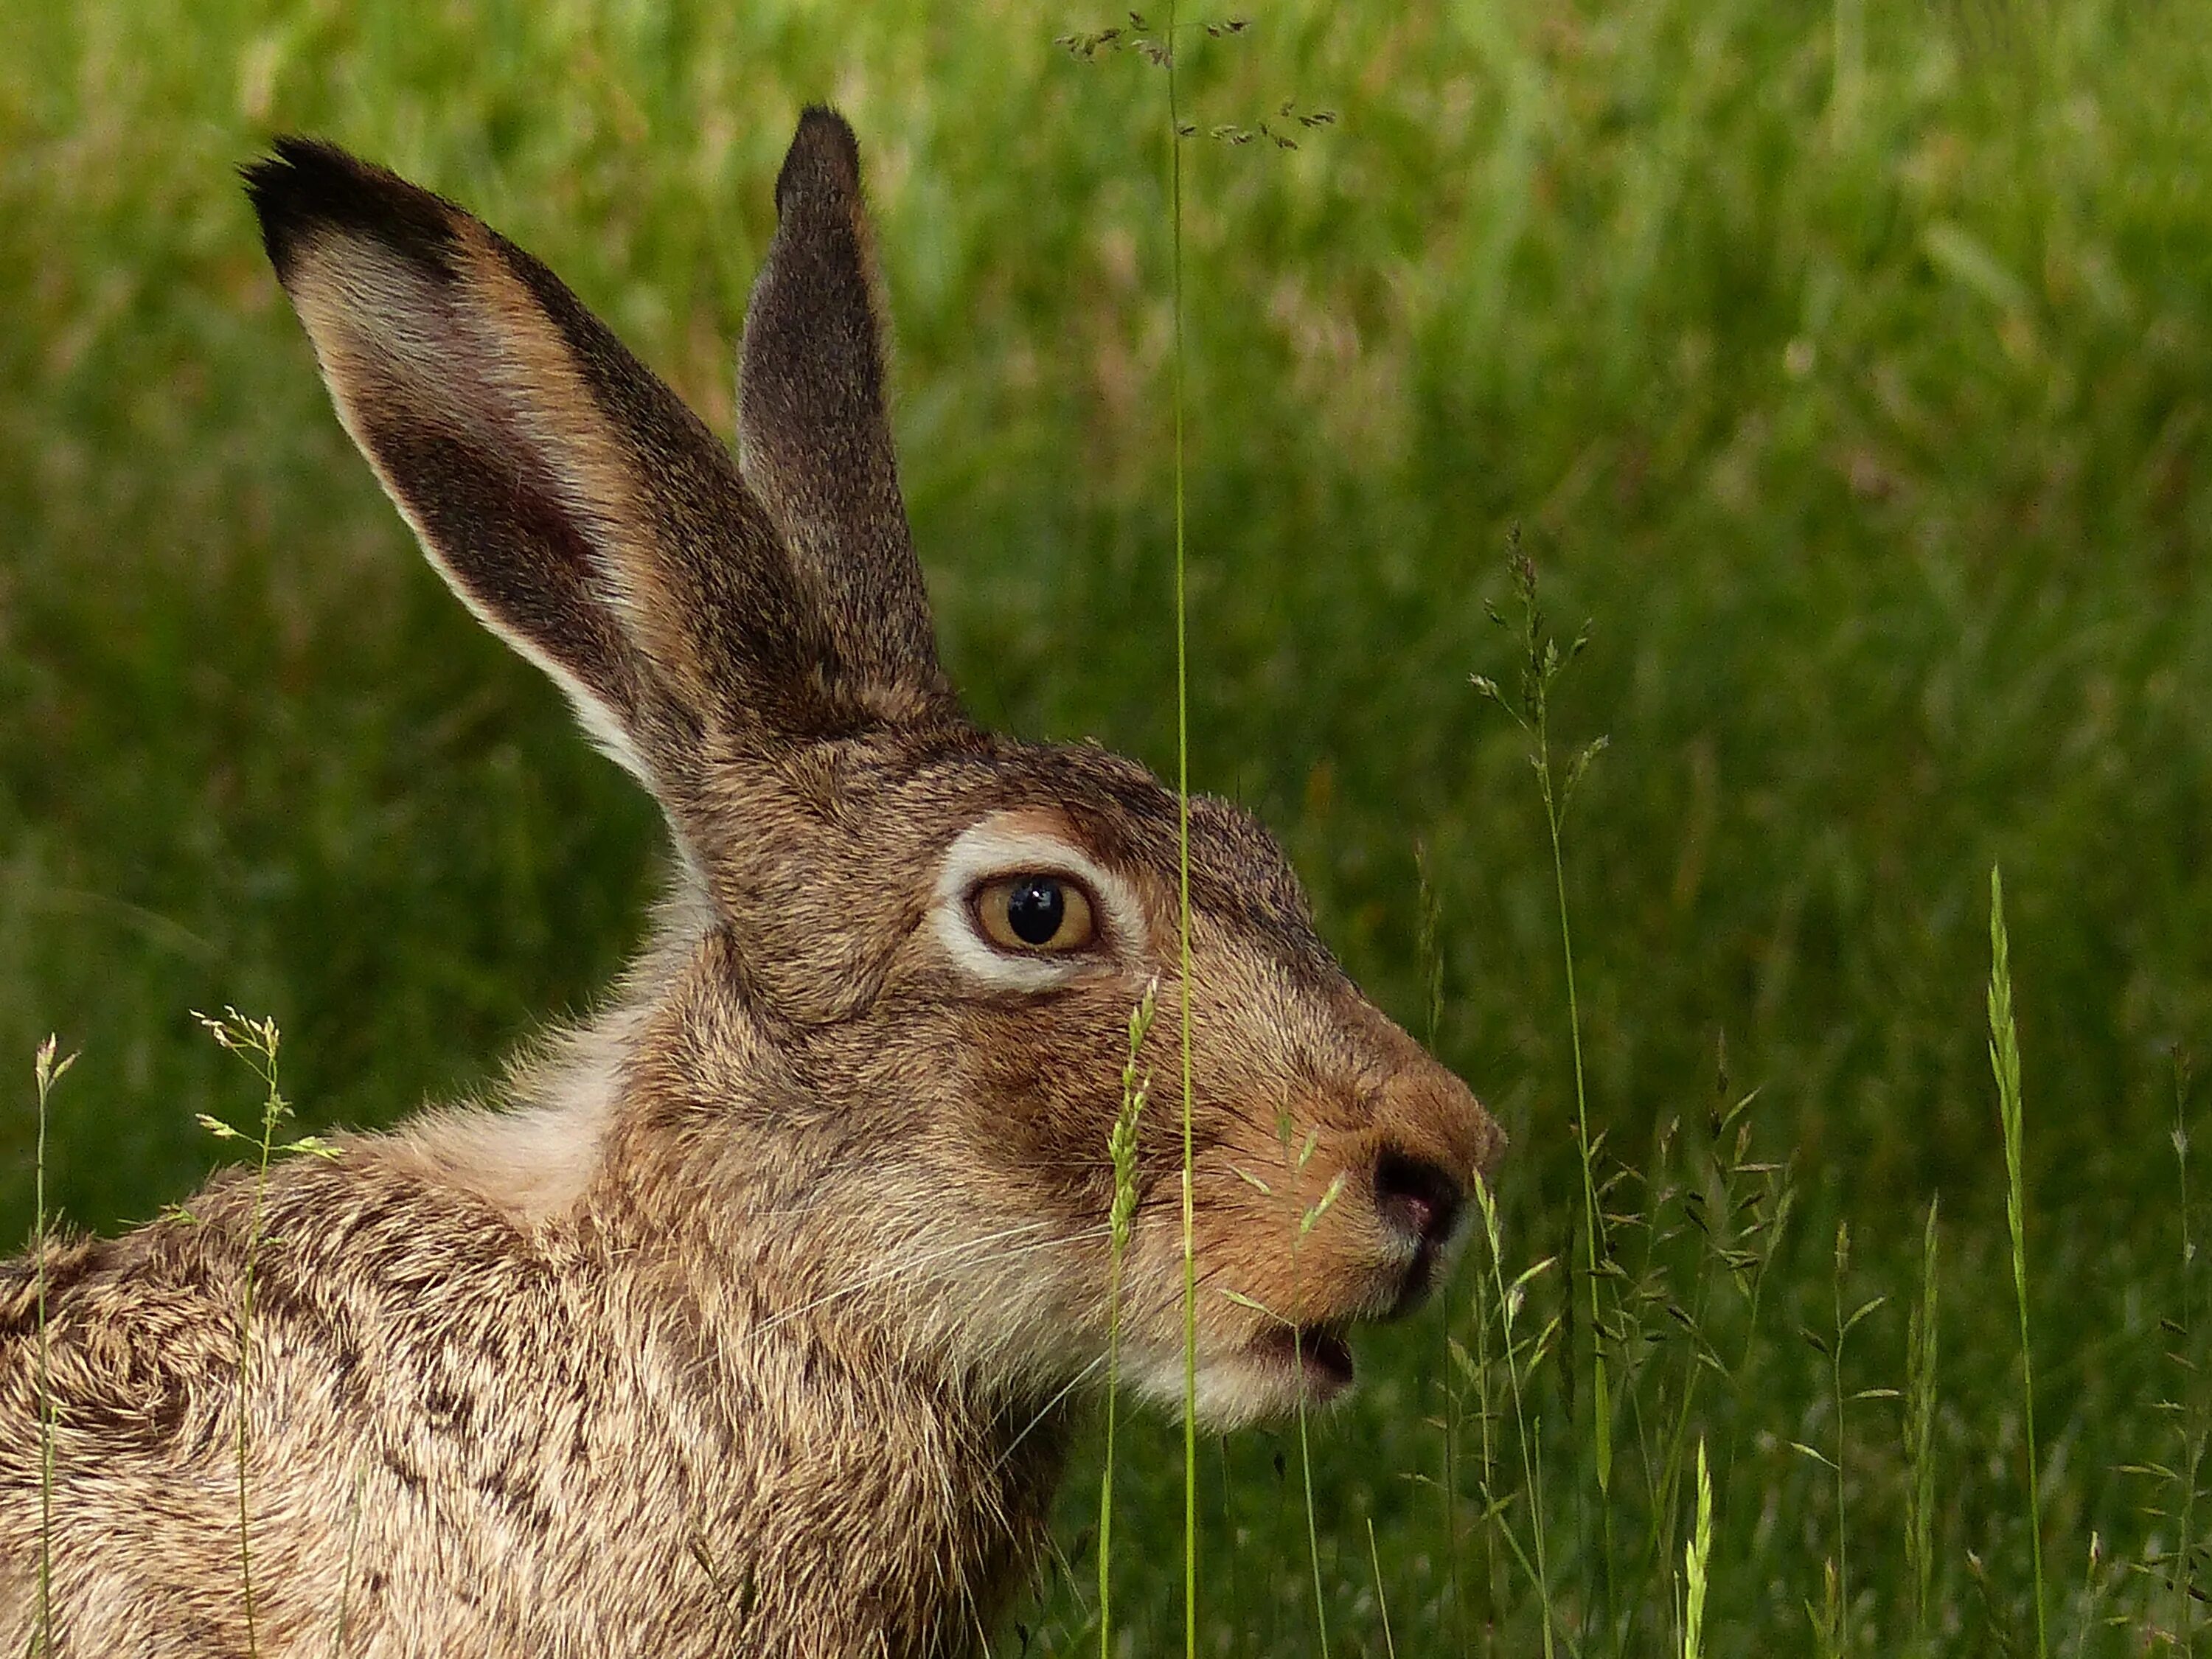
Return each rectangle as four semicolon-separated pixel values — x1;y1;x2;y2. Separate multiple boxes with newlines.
4;0;2211;1652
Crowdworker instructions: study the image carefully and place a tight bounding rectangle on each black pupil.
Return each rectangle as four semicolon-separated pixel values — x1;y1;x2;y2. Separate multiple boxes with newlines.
1006;877;1065;946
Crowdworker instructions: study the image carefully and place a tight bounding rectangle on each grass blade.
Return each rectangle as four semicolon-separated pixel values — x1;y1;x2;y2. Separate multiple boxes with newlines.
1905;1197;1941;1652
1099;983;1157;1658
30;1037;74;1659
1989;867;2049;1659
1160;7;1199;1655
1683;1440;1712;1659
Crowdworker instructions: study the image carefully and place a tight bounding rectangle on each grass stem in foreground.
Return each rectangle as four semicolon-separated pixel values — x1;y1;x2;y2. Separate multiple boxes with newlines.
1683;1440;1711;1659
1472;1171;1563;1659
1160;6;1199;1657
1366;1515;1397;1659
1989;868;2050;1659
1288;1150;1343;1659
30;1037;74;1659
2167;1055;2202;1651
1099;983;1158;1659
1477;545;1615;1632
195;1009;339;1659
1416;848;1467;1647
1905;1198;1941;1654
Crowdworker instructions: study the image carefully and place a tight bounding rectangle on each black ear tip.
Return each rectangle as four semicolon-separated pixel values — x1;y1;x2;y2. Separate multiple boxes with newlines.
775;105;862;213
241;136;347;273
242;136;461;281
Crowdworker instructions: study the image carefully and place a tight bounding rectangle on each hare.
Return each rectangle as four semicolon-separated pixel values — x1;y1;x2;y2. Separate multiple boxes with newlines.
0;110;1503;1657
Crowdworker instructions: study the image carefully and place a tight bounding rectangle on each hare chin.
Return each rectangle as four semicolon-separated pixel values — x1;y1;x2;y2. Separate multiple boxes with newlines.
1119;1329;1357;1431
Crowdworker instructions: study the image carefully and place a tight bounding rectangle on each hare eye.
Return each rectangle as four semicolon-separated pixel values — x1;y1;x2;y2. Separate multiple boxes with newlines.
975;874;1096;953
932;822;1142;987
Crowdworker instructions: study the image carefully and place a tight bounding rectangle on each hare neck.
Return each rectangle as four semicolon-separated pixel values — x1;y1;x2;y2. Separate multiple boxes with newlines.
586;1133;1075;1654
564;944;1079;1651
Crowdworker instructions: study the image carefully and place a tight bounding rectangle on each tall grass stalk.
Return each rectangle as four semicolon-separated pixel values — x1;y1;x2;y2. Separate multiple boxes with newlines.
2122;1054;2206;1649
1471;1169;1564;1659
1098;981;1158;1659
29;1036;74;1659
1475;544;1615;1625
1635;1063;1788;1646
1292;1152;1346;1659
1044;3;1202;1632
1803;1222;1890;1654
1292;1338;1331;1658
1467;1206;1505;1646
1366;1515;1398;1659
1905;1198;1941;1652
2071;1534;2108;1659
2167;1055;2202;1650
195;1009;337;1659
1988;868;2050;1658
1159;7;1199;1656
1682;1440;1712;1659
1416;846;1468;1646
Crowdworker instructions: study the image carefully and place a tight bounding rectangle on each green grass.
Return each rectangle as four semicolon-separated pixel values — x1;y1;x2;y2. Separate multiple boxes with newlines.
1101;978;1159;1658
5;0;2212;1652
1989;870;2050;1657
183;1008;340;1659
27;1037;72;1659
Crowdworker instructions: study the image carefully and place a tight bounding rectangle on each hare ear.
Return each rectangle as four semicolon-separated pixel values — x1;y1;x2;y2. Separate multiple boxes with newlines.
244;138;829;790
738;108;956;728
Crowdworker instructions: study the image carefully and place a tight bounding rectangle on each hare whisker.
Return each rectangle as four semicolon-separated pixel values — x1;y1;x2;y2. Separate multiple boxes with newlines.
996;1350;1111;1472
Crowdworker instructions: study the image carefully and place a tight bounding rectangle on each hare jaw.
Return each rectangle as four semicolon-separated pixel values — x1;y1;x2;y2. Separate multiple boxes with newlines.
1121;1339;1347;1432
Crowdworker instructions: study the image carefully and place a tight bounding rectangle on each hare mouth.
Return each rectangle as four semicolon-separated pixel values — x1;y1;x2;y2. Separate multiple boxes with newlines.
1255;1324;1356;1398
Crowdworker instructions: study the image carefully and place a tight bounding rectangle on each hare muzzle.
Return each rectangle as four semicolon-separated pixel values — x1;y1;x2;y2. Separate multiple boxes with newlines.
1100;961;1503;1429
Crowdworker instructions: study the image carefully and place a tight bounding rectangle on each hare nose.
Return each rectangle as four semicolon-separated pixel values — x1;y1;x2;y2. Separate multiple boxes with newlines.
1374;1147;1464;1251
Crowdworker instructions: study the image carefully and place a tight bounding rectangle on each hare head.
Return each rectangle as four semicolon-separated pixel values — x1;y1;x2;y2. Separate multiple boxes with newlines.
247;110;1503;1432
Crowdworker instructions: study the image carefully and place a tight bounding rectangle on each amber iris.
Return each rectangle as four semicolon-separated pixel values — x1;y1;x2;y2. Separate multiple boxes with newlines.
975;874;1097;953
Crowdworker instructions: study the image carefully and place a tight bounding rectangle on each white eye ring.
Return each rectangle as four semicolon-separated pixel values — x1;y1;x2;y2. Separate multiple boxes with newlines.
930;817;1147;992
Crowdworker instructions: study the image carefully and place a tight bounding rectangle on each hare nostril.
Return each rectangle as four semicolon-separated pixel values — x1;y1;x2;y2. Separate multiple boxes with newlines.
1374;1148;1463;1249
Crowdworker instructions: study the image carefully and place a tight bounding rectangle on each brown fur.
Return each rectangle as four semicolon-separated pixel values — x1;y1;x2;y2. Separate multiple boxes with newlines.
0;111;1503;1655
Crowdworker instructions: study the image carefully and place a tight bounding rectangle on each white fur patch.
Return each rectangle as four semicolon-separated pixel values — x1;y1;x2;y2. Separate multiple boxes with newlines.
385;1016;633;1222
928;816;1146;993
1120;1346;1304;1431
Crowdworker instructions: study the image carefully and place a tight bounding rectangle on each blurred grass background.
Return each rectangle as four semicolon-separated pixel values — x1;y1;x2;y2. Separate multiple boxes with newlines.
3;0;2209;1651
